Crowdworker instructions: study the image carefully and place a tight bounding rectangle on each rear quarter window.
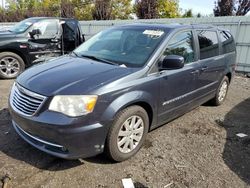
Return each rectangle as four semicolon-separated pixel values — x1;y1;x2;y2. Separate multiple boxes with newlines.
197;30;219;59
220;31;235;54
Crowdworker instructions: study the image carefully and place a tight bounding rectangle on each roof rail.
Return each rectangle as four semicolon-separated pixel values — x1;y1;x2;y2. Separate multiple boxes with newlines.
191;23;217;29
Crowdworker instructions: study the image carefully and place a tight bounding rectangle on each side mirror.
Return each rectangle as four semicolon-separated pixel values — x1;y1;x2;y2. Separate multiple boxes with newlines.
160;55;184;70
29;29;41;38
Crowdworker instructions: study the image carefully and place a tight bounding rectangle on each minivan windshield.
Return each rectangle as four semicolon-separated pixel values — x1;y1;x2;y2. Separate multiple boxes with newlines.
74;27;167;67
9;19;36;34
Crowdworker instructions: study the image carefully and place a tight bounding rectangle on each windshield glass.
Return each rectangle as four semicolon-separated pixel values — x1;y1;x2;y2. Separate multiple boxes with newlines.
74;26;167;67
10;19;35;34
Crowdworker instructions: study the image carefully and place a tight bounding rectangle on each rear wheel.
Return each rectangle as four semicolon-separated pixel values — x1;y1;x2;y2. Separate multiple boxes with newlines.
210;76;229;106
0;52;25;79
106;105;149;162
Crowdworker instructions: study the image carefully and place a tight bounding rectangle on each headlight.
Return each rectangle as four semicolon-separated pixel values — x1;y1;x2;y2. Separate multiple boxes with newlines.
49;95;98;117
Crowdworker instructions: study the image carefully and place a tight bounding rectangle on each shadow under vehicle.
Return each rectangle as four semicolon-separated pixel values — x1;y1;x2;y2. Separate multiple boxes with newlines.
219;97;250;185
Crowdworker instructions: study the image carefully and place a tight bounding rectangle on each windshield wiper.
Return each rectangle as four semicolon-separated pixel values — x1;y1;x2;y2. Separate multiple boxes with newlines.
80;54;118;66
71;51;80;58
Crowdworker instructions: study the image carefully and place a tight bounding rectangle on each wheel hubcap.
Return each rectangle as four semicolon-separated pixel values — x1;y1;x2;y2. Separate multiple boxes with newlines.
117;115;144;153
218;81;228;102
0;57;20;77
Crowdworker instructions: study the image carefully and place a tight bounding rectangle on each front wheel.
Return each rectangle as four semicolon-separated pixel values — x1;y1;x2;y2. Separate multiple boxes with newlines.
105;105;149;162
0;52;25;79
210;76;229;106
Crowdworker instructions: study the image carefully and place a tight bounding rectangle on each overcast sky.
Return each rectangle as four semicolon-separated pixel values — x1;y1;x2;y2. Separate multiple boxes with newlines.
179;0;215;15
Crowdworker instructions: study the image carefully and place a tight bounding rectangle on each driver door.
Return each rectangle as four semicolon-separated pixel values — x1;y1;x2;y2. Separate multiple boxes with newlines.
157;30;200;125
27;19;61;63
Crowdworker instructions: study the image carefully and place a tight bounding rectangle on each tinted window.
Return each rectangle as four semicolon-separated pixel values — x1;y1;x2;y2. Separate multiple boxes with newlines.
63;22;76;41
102;30;123;40
32;20;58;38
164;31;194;64
74;28;168;67
220;31;235;54
197;30;219;59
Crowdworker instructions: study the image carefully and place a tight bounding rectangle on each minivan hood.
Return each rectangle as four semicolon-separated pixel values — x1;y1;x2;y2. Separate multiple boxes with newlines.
17;56;135;96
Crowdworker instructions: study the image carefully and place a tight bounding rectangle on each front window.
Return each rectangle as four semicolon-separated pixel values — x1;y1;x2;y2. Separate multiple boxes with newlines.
164;31;194;64
74;27;168;67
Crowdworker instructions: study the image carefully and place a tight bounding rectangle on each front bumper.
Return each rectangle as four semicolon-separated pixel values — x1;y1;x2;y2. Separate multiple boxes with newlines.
10;109;108;159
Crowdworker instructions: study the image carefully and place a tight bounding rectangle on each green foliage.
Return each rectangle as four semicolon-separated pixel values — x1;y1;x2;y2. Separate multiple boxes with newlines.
2;0;133;21
135;0;180;19
111;0;133;19
75;1;94;20
157;0;180;18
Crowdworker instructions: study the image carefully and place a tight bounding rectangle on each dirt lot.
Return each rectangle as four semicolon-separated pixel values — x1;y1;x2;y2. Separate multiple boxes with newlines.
0;76;250;188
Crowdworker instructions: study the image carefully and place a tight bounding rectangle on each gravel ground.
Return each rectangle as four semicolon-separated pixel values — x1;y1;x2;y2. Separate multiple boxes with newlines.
0;76;250;188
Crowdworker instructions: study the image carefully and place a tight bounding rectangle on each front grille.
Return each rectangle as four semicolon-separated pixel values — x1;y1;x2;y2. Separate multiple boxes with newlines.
10;83;46;116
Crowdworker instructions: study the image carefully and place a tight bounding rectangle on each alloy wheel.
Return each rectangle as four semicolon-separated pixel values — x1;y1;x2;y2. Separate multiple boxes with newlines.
0;57;20;77
218;81;228;102
117;115;144;153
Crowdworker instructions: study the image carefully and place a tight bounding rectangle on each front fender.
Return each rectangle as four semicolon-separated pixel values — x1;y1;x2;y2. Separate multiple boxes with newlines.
101;90;157;125
0;42;30;65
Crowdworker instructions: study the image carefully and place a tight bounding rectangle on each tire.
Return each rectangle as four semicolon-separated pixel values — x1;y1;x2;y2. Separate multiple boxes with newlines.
0;52;25;79
105;105;149;162
210;76;229;106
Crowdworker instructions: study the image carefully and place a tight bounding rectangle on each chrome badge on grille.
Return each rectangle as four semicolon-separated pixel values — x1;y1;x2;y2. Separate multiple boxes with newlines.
10;83;46;116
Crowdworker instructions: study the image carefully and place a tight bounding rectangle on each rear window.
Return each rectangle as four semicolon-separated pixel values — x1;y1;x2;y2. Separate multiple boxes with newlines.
220;31;235;54
197;30;219;59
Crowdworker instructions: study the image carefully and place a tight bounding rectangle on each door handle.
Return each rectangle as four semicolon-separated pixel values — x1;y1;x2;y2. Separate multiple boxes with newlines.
51;38;59;42
190;70;199;74
201;66;208;71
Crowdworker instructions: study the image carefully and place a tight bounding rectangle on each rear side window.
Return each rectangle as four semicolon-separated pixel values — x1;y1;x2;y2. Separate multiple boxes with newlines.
197;30;219;59
220;31;235;54
164;31;195;64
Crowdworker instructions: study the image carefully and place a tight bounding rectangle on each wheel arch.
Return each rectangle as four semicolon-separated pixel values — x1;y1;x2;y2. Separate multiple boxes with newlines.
101;91;156;130
0;49;29;67
121;101;153;131
226;72;232;83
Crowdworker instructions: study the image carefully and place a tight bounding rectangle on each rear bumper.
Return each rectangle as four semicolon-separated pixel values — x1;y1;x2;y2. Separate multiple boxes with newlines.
10;109;108;159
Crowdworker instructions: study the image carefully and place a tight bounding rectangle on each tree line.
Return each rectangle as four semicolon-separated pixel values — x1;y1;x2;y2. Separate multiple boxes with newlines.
0;0;249;22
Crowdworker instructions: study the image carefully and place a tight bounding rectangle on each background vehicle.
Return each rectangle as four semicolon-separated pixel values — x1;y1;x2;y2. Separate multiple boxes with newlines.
0;17;85;79
9;24;236;162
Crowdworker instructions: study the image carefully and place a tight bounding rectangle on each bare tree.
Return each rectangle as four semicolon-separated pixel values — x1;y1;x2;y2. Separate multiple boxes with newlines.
61;0;75;18
214;0;250;16
235;0;250;15
135;0;158;19
92;0;112;20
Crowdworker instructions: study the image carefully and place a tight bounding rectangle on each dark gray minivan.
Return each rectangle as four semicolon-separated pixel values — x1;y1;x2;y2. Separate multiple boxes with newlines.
9;24;236;161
